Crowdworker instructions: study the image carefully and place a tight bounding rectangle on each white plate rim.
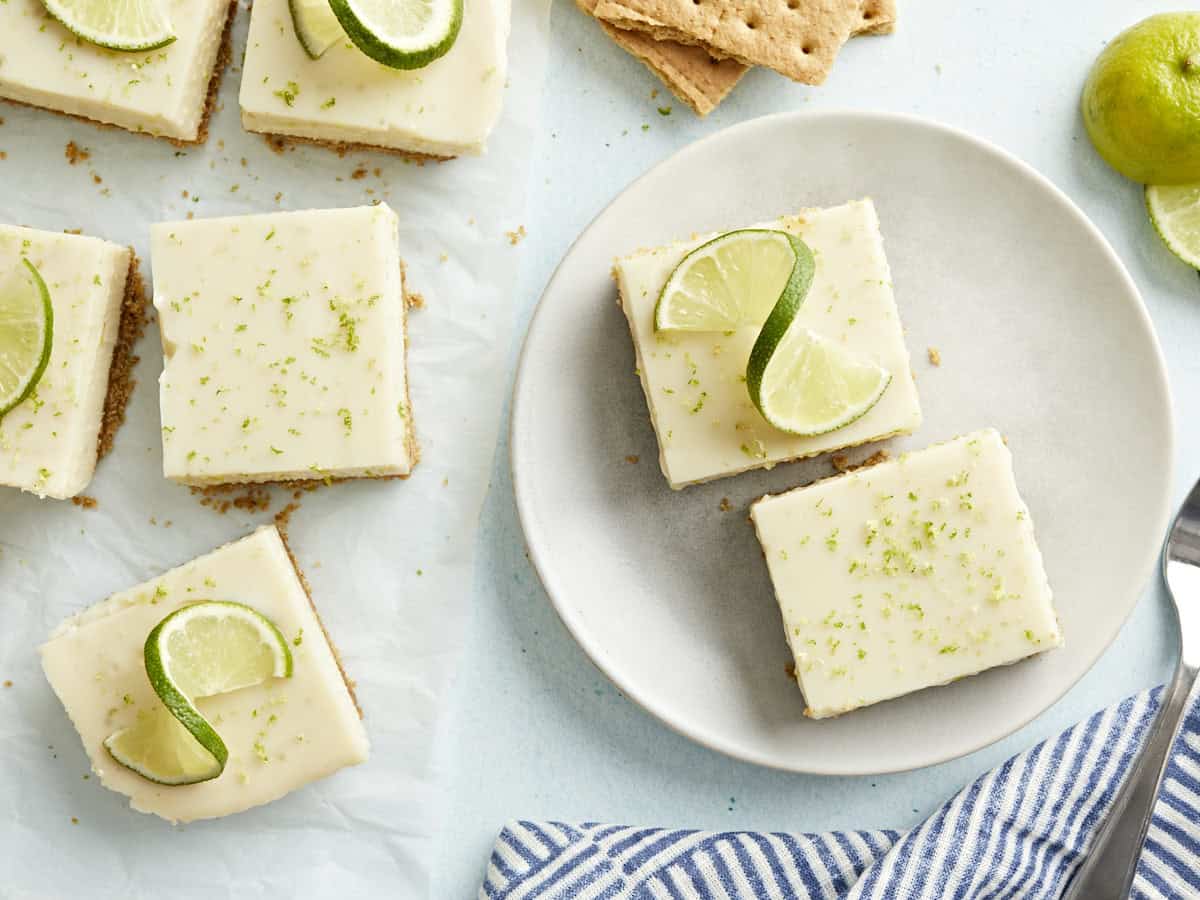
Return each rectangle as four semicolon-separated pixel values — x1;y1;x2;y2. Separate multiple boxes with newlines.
510;109;1176;775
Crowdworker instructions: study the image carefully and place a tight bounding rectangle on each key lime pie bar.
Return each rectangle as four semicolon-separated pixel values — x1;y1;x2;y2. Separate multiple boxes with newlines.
41;525;368;822
0;224;139;500
0;0;235;142
240;0;511;158
615;199;922;489
751;429;1062;719
151;204;416;486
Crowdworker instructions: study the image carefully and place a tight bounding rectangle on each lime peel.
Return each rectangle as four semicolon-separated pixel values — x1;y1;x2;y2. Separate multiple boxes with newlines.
329;0;463;70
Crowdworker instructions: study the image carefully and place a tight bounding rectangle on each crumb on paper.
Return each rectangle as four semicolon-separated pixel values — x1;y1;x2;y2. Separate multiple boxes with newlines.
625;455;639;464
927;346;941;367
65;141;90;165
719;497;732;512
0;151;7;161
70;817;79;825
506;225;527;246
274;501;300;533
351;166;368;180
405;291;426;310
785;661;797;679
71;495;98;510
2;680;12;688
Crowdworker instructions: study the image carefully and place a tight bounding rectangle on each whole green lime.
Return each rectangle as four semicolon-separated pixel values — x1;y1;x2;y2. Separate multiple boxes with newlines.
1082;13;1200;184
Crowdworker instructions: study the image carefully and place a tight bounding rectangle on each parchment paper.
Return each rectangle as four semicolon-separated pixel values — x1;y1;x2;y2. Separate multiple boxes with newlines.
0;1;549;895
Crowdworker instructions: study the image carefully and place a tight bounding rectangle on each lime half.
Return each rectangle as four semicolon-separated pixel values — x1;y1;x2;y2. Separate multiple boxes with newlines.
104;601;293;786
329;0;463;70
655;229;813;332
748;325;891;436
0;259;53;421
289;0;346;59
39;0;175;52
1147;182;1200;268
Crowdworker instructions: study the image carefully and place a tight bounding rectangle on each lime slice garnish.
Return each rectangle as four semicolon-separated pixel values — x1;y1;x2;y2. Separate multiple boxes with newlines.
0;259;53;421
39;0;175;52
655;229;811;332
1147;182;1200;268
289;0;346;59
329;0;463;70
747;325;891;437
103;601;293;786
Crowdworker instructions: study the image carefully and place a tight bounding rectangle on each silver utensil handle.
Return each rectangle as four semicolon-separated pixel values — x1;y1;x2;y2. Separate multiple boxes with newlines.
1064;665;1200;899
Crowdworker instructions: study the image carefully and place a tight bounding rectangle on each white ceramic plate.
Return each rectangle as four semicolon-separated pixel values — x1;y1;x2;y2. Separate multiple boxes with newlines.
510;111;1174;775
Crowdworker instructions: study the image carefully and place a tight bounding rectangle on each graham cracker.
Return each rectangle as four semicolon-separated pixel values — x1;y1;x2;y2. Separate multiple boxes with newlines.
594;0;896;85
578;0;746;116
259;132;453;164
97;252;149;462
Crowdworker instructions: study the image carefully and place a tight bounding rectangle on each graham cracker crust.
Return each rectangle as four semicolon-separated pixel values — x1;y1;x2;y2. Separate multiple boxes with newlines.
275;519;363;719
0;0;236;146
97;252;149;462
259;131;453;164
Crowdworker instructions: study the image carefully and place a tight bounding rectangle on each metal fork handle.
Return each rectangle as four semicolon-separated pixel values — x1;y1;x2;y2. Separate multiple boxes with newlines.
1063;663;1200;899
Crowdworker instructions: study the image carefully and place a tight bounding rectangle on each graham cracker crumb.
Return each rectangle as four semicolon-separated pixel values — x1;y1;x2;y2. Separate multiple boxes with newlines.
97;254;149;461
273;501;300;532
2;680;12;688
274;525;362;718
351;166;368;180
405;291;426;310
506;225;527;246
927;346;941;367
719;497;732;512
785;661;797;679
190;483;273;515
0;151;7;161
71;495;98;510
625;455;639;464
64;141;90;165
831;449;890;474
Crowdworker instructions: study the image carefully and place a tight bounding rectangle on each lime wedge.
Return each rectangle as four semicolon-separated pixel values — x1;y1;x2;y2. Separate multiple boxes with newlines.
289;0;346;59
747;326;891;436
1146;182;1200;269
0;259;53;421
104;601;293;786
39;0;175;52
329;0;463;70
655;229;813;332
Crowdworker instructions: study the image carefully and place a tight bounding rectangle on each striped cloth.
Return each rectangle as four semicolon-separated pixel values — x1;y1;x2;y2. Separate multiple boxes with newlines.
480;687;1200;899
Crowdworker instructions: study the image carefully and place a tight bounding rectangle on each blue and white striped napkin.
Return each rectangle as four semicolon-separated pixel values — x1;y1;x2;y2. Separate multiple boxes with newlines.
480;688;1200;899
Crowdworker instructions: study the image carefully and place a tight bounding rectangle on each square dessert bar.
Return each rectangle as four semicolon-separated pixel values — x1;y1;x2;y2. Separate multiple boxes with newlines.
750;428;1062;719
0;224;134;500
150;204;416;486
0;0;234;142
240;0;510;157
41;525;368;823
615;199;922;489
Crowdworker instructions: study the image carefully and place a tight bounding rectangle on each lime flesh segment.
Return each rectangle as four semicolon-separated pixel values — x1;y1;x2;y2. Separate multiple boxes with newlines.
39;0;175;51
1147;182;1200;268
104;601;293;786
0;259;53;420
289;0;346;59
655;229;809;332
103;707;223;786
329;0;463;70
748;326;891;437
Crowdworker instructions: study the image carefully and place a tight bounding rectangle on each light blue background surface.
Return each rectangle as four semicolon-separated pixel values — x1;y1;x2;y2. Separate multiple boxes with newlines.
436;0;1199;894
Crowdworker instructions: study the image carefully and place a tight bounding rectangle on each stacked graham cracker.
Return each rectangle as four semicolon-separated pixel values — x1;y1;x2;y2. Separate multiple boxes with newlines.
577;0;897;115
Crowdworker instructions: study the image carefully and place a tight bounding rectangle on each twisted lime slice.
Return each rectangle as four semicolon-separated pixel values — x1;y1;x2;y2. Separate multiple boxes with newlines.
655;229;811;332
0;259;53;421
1147;182;1200;269
104;601;293;786
329;0;463;70
289;0;346;59
39;0;175;52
